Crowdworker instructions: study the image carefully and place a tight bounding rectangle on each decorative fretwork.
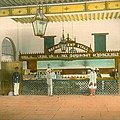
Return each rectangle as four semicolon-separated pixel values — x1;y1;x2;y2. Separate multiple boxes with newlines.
47;40;93;53
22;80;48;95
22;79;119;95
53;80;89;95
19;50;120;61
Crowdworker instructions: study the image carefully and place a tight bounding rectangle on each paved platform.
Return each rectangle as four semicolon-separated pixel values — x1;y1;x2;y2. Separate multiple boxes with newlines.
0;95;120;120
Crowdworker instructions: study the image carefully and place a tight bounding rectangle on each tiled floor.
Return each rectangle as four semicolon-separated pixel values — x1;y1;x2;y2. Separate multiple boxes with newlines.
0;95;120;120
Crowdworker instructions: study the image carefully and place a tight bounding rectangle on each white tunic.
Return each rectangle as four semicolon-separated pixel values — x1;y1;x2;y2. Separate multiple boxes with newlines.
88;71;97;89
46;69;56;85
46;68;52;85
51;71;56;79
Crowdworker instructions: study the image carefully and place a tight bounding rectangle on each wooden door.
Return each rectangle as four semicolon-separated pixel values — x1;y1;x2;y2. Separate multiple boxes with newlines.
1;61;22;95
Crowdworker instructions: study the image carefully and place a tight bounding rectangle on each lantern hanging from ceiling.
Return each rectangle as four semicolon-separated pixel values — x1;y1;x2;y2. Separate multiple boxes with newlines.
32;6;48;37
59;30;67;52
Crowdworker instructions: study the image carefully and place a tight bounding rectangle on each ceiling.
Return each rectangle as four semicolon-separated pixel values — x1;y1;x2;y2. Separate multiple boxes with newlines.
0;0;91;7
0;0;120;23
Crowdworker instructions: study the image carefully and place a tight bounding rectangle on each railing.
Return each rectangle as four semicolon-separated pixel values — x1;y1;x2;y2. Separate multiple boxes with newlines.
22;79;119;95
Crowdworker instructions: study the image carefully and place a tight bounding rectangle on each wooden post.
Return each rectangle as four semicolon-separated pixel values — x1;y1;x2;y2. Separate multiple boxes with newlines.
118;59;120;94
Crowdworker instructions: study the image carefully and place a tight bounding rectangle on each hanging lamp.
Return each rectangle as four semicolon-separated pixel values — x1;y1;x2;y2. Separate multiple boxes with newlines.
59;30;67;52
32;3;48;37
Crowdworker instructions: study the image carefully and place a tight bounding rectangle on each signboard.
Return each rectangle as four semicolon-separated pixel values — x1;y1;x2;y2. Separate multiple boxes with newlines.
37;59;115;69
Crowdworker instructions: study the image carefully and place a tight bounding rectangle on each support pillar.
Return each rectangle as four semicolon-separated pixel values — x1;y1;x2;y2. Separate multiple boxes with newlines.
118;59;120;94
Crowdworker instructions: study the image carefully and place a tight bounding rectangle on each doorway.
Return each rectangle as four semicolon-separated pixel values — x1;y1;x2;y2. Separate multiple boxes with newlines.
1;62;22;95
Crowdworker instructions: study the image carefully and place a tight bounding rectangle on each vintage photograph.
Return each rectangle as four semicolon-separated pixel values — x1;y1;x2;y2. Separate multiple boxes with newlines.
0;0;120;120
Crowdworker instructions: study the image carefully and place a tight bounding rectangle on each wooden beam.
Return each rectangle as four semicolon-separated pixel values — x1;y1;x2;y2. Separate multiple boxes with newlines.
0;1;120;17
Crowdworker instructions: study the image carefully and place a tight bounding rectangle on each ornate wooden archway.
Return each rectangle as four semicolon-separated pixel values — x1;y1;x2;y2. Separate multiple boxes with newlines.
47;35;93;54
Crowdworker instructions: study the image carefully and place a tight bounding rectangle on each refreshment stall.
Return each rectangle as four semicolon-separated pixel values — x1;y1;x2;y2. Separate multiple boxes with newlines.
19;35;120;95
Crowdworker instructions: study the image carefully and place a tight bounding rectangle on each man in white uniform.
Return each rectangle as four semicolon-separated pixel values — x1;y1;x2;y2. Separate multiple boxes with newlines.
88;68;97;96
46;68;56;96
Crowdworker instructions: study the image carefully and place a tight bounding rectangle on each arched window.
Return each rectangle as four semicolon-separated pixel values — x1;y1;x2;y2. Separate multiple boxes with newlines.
1;37;16;61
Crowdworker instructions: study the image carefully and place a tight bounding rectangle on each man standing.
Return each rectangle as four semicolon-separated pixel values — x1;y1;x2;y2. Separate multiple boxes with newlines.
46;68;56;96
12;67;20;96
88;68;97;96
